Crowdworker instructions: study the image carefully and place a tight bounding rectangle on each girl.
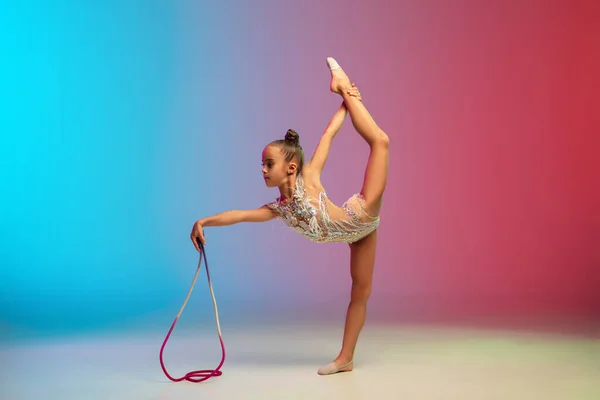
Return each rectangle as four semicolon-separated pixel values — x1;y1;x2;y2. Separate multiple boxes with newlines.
190;57;390;375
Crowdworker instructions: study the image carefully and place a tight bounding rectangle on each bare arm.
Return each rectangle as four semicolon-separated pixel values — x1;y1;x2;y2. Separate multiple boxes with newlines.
305;85;362;176
305;103;347;175
190;205;277;251
200;206;276;226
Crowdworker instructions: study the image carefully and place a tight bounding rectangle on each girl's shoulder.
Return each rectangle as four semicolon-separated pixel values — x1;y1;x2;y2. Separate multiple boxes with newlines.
299;170;325;195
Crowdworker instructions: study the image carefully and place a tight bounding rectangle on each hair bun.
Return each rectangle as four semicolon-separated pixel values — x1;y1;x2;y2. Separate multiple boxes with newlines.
284;129;300;145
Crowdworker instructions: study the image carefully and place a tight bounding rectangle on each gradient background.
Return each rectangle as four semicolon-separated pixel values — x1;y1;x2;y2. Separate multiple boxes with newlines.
1;0;599;342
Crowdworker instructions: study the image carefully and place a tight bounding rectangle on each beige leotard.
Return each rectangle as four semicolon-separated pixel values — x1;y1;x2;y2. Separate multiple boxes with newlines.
267;174;380;244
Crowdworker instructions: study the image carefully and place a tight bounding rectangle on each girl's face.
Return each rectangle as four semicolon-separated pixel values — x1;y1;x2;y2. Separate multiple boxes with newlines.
261;145;296;188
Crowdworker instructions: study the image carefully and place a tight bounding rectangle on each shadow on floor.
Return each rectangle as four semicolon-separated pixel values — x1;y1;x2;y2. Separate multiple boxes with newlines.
227;351;331;366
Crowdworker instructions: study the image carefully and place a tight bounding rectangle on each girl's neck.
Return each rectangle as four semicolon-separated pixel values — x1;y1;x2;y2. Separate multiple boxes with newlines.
278;175;298;203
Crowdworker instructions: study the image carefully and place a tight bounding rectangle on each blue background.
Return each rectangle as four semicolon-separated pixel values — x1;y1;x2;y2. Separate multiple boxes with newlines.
2;1;598;342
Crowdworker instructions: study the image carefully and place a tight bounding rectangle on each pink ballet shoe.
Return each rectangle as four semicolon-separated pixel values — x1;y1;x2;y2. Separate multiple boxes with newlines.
317;360;353;375
326;57;342;71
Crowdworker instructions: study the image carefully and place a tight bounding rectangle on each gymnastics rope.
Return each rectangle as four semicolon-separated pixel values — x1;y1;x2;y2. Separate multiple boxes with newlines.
159;239;225;382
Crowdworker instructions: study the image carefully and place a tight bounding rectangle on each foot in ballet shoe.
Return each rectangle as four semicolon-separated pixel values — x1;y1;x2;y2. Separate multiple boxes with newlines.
326;57;352;95
317;360;353;375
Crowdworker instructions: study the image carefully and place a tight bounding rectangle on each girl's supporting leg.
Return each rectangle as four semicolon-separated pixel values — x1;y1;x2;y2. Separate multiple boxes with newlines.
317;230;378;375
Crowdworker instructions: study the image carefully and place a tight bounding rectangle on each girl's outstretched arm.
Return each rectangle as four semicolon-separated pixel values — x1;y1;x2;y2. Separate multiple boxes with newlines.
190;205;276;251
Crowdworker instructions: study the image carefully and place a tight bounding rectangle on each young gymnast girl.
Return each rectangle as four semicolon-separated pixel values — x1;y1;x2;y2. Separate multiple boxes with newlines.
190;57;389;375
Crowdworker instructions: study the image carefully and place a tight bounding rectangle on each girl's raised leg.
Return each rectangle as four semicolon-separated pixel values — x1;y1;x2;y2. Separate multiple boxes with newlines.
327;57;390;217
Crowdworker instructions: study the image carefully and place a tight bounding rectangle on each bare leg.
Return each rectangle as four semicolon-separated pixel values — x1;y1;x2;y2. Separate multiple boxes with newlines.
317;230;377;375
340;229;377;358
327;57;390;216
317;58;387;376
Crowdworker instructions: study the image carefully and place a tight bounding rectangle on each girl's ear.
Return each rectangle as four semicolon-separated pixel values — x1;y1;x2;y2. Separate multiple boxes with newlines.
287;163;297;175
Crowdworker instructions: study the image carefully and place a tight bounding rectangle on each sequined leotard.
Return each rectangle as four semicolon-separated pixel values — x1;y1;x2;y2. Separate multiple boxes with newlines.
267;175;380;244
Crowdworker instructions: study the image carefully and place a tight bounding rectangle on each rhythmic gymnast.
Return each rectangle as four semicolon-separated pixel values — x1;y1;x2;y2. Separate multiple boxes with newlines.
190;57;390;375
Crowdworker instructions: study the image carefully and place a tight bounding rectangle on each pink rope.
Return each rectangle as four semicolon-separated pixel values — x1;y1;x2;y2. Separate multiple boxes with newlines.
159;241;225;382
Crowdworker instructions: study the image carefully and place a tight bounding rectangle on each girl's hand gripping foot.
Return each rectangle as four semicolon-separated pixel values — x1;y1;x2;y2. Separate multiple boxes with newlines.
347;83;362;101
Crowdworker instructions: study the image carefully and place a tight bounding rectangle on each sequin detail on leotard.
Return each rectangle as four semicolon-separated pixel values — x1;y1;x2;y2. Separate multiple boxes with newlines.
266;175;380;244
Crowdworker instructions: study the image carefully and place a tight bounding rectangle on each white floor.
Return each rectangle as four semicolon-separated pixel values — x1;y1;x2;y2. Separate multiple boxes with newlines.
2;323;599;400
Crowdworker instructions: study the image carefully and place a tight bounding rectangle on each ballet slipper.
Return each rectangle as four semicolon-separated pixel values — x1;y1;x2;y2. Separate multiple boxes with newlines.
326;57;352;95
326;57;342;71
317;360;353;375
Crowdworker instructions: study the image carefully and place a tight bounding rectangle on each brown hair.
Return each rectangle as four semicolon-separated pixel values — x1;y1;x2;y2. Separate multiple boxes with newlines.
269;129;305;175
